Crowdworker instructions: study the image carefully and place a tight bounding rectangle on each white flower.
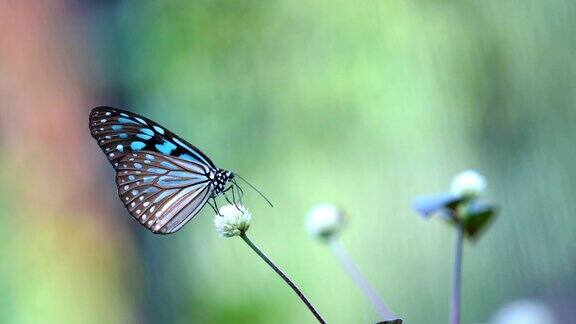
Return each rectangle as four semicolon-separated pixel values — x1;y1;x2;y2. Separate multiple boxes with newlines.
491;300;558;324
450;170;487;198
305;203;345;240
214;204;251;237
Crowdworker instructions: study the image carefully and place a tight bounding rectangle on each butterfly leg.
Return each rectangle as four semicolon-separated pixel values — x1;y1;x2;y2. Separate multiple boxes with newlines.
222;186;242;212
229;185;243;212
235;182;245;205
230;185;238;208
210;197;221;216
224;192;233;205
208;200;219;215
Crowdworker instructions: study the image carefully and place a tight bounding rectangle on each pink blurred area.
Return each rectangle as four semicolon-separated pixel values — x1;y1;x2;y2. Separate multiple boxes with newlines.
0;2;139;322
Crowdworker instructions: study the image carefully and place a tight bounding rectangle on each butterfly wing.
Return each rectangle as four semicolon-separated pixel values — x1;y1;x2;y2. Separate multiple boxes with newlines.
116;151;213;234
89;106;216;169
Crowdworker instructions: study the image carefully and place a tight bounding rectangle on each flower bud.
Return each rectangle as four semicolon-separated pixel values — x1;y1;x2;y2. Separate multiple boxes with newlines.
450;170;487;199
305;203;345;240
491;300;558;324
214;204;251;238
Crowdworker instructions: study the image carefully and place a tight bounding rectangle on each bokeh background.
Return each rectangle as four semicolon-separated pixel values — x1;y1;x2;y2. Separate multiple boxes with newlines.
0;1;575;323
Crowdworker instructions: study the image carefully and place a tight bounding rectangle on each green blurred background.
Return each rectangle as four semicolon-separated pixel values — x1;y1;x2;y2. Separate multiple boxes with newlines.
0;1;574;323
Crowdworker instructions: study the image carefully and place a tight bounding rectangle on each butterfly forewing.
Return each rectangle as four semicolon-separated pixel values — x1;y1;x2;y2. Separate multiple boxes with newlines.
115;151;213;234
89;106;216;168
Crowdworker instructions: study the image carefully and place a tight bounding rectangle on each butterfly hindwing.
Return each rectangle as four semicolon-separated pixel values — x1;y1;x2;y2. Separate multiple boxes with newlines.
89;106;216;169
115;151;213;234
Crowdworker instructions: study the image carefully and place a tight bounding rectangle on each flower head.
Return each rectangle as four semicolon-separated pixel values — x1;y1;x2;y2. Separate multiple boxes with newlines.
450;170;487;199
491;300;558;324
305;203;345;240
214;204;251;237
413;170;496;240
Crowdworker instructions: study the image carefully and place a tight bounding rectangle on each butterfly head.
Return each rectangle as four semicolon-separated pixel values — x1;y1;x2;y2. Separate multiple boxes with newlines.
210;169;235;196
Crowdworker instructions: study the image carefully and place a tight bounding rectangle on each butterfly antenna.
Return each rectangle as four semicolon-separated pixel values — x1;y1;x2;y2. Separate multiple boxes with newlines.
234;174;274;207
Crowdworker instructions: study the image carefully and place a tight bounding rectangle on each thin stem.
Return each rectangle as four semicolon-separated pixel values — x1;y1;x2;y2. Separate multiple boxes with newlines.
450;223;464;324
240;234;327;324
328;238;396;321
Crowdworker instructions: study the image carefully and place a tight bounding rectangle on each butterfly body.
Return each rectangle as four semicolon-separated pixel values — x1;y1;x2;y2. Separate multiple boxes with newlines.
209;169;235;197
89;106;235;234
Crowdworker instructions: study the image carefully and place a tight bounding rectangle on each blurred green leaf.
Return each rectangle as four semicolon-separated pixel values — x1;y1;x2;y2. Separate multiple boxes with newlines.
462;203;497;240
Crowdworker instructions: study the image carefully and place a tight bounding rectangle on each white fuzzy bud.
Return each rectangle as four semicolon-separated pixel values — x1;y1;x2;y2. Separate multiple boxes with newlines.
305;203;345;240
214;204;251;238
491;300;558;324
450;170;487;199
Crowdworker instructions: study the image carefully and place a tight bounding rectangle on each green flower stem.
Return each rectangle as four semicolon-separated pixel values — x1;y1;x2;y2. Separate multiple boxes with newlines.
450;223;464;324
240;234;327;324
328;238;396;321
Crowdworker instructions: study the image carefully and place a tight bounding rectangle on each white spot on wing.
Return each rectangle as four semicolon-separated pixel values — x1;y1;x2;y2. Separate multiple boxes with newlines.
153;126;165;134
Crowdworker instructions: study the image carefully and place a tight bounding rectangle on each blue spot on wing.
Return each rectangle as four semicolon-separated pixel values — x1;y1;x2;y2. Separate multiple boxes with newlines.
157;177;204;187
148;167;167;174
142;176;156;183
144;187;159;194
179;154;201;163
155;140;177;155
112;125;123;130
154;189;177;203
141;128;154;136
119;118;140;125
161;161;178;170
170;171;201;178
137;134;153;140
131;141;146;151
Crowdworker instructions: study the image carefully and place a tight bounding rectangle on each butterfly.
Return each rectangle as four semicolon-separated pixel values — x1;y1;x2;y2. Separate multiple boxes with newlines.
89;106;247;234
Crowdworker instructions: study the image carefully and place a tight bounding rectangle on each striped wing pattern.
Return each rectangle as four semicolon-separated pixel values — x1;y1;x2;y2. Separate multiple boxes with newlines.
116;151;213;234
89;106;215;168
